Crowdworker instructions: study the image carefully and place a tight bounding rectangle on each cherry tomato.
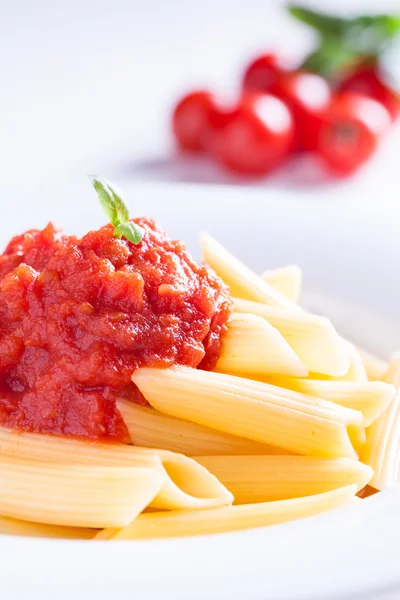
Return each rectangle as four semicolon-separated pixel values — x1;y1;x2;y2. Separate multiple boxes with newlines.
242;53;288;93
316;92;391;176
201;97;238;154
271;71;332;151
211;93;294;176
338;64;400;122
172;91;215;151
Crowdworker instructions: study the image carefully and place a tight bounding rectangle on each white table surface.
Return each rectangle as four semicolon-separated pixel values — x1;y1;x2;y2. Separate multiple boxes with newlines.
1;0;400;209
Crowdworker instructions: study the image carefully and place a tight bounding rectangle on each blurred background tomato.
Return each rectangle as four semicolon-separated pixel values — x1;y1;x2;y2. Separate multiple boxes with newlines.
1;0;400;198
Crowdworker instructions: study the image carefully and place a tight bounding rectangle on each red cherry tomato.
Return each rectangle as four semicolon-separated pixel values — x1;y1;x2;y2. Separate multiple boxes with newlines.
211;93;294;176
172;91;215;151
242;53;288;93
316;92;391;176
338;64;400;122
271;71;332;151
201;97;238;154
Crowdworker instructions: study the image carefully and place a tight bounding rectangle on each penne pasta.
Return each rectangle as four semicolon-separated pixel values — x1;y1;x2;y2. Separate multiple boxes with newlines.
309;343;368;382
233;297;350;377
0;428;232;511
132;366;365;459
215;313;308;377
117;400;286;456
260;378;395;427
200;233;296;308
0;456;163;528
358;347;388;381
0;516;96;539
261;265;302;303
0;182;397;541
133;447;233;510
362;356;400;489
99;485;357;540
340;344;369;382
194;456;373;504
94;526;119;540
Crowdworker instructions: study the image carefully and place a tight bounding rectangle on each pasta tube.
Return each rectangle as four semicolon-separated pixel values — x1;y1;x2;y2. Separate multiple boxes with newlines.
261;378;395;427
261;265;302;303
194;455;373;504
310;343;368;382
0;517;96;539
362;356;400;489
0;428;232;510
358;348;388;381
117;400;286;456
233;297;350;377
215;313;308;377
132;366;365;459
0;456;163;528
99;485;357;540
200;233;296;308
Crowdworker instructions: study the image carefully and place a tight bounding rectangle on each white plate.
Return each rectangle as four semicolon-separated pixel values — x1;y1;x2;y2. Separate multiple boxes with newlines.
1;182;400;600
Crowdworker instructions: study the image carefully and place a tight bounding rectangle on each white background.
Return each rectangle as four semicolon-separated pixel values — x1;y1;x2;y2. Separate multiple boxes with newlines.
1;0;400;206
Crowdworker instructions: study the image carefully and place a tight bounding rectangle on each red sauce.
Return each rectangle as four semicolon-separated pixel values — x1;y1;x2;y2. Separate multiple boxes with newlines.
0;219;231;441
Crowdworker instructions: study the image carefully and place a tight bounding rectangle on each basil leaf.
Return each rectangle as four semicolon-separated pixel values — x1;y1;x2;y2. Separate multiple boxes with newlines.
89;175;129;226
114;222;144;244
89;175;145;245
89;176;118;224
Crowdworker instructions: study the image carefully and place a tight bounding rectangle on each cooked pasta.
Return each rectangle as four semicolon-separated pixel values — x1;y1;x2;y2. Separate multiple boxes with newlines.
260;377;395;427
309;343;368;382
261;265;302;303
200;233;296;308
98;485;357;540
194;456;373;504
117;400;286;456
233;297;350;376
0;517;97;539
358;348;388;381
0;428;233;510
215;313;308;377
362;356;400;489
0;195;395;543
132;366;365;458
0;456;163;528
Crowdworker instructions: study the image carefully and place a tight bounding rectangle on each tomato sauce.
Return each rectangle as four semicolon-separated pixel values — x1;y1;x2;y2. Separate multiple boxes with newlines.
0;219;231;441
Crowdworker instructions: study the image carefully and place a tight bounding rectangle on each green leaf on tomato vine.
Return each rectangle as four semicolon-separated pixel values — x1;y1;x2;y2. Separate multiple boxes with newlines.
302;39;358;80
288;5;347;37
290;3;400;88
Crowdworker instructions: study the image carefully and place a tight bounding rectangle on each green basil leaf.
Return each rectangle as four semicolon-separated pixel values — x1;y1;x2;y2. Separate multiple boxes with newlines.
89;175;145;245
89;175;118;224
114;222;144;245
89;175;130;226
